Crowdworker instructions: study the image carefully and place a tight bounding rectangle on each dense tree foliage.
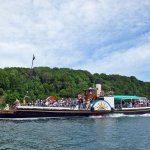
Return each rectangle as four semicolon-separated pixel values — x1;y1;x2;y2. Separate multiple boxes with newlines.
0;67;150;106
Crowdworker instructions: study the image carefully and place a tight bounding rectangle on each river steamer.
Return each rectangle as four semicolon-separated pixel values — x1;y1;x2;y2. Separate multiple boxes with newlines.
0;83;150;118
1;103;150;118
0;98;112;118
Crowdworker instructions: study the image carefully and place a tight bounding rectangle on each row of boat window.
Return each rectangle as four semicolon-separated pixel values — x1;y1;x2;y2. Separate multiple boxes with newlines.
115;99;150;109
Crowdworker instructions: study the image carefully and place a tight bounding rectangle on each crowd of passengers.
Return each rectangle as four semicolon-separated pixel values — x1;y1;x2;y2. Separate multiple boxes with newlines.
115;99;150;109
4;98;150;110
6;98;91;110
31;98;89;110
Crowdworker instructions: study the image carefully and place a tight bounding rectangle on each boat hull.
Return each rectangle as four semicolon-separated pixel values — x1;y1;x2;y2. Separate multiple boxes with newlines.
0;109;110;118
1;108;150;118
113;108;150;115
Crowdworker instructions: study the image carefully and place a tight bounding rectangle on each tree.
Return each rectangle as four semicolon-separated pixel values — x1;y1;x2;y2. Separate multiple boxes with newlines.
0;88;4;96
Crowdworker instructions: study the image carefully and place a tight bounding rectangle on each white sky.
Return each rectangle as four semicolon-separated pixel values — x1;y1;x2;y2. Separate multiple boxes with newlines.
0;0;150;81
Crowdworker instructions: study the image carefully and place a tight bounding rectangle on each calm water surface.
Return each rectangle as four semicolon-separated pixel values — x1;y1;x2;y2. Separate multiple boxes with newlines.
0;114;150;150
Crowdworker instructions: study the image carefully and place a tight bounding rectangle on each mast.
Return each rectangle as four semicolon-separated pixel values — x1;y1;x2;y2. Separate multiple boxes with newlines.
28;54;35;102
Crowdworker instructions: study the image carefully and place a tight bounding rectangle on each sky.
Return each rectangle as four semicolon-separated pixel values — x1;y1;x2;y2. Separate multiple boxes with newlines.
0;0;150;82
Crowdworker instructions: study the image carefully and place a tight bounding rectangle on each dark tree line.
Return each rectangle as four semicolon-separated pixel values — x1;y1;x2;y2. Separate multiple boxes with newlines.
0;67;150;107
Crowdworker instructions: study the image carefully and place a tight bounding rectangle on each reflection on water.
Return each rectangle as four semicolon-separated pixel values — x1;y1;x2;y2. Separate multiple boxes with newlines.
0;115;150;150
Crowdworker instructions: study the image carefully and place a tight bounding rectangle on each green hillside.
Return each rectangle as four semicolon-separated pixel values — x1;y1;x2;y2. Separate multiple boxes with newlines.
0;67;150;106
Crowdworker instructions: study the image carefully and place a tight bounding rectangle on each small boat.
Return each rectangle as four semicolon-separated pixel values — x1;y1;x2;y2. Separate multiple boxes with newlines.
0;83;150;118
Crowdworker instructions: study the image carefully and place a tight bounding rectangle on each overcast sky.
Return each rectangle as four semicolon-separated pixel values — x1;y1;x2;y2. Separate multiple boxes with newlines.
0;0;150;81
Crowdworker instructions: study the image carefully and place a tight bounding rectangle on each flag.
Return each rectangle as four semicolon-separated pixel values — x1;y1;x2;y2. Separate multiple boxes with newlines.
31;54;35;68
32;54;35;61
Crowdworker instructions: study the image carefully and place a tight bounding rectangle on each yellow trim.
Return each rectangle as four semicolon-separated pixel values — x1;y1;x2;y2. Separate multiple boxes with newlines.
0;110;16;114
115;109;150;113
95;101;109;111
17;109;91;113
0;109;91;114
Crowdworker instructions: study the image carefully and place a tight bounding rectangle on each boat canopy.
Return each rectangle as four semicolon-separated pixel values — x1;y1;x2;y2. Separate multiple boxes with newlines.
114;95;146;101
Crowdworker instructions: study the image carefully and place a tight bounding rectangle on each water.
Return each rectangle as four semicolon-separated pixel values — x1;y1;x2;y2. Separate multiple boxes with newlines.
0;114;150;150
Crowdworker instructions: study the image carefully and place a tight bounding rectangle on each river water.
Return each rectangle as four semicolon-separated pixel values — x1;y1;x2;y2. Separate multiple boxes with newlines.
0;114;150;150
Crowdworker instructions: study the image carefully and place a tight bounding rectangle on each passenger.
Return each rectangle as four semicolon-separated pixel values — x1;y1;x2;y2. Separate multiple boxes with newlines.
147;100;150;106
53;101;58;107
59;99;63;107
86;100;90;110
15;99;21;107
82;99;86;109
45;101;49;106
70;99;76;109
79;98;83;110
4;104;9;110
129;102;132;108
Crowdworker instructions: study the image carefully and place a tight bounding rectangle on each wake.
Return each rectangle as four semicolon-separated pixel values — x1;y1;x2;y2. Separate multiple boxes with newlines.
90;113;150;118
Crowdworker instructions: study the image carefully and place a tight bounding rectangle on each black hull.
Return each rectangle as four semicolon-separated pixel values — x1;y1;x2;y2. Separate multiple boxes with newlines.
0;110;110;118
1;108;150;118
113;109;150;115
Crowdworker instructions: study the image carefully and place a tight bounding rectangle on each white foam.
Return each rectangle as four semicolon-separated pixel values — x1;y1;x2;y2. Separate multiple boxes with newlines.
90;113;150;118
0;117;64;121
138;113;150;117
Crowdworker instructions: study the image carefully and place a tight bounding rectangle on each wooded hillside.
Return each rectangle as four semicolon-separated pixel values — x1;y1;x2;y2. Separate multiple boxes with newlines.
0;67;150;106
